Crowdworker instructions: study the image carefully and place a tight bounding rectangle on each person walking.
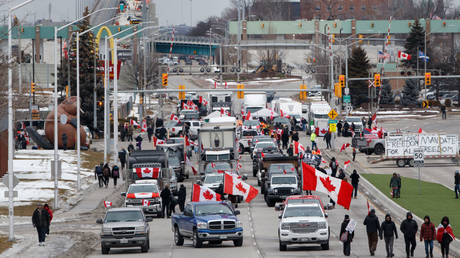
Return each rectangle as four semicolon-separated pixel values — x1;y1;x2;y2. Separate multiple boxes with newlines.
441;105;447;120
380;213;398;258
401;212;418;258
390;173;399;198
95;163;104;188
111;164;120;187
160;184;172;218
455;170;460;199
178;184;186;212
340;214;355;256
147;125;154;142
337;121;343;137
420;215;436;258
43;203;53;235
324;130;332;149
329;157;338;177
291;130;299;143
282;127;289;149
32;203;50;246
437;216;455;258
127;125;134;141
310;131;317;150
350;170;360;198
397;174;402;198
364;209;381;256
102;163;111;188
135;135;143;150
343;121;350;137
338;168;346;180
352;147;357;161
118;149;127;170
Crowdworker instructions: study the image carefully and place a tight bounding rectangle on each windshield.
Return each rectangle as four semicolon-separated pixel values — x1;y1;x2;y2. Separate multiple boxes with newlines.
205;162;231;173
128;184;159;194
195;204;233;216
314;114;329;119
272;176;297;185
269;164;295;173
243;120;260;126
165;121;180;127
205;154;230;162
346;117;361;123
253;137;272;143
287;198;321;206
246;107;263;114
274;118;289;124
255;142;275;149
283;206;323;218
169;138;185;144
204;175;223;184
243;130;258;137
105;210;144;223
169;157;181;167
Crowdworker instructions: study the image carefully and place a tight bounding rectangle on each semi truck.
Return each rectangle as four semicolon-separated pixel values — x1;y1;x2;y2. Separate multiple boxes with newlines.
307;101;331;136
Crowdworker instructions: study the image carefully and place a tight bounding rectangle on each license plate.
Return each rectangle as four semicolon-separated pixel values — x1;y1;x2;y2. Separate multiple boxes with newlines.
300;238;309;242
120;239;128;244
219;235;227;239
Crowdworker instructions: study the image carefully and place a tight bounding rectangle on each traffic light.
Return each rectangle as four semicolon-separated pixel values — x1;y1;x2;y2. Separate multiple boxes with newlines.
331;34;335;44
425;72;431;85
334;83;342;98
65;85;69;97
374;73;381;87
386;35;391;45
98;101;103;107
109;112;113;121
339;75;345;88
299;84;307;100
162;73;168;87
31;82;36;93
178;85;185;100
358;34;363;45
237;84;245;99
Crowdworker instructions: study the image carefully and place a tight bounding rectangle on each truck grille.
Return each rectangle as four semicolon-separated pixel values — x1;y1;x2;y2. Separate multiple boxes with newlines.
112;227;135;236
208;220;236;230
276;187;293;196
289;222;318;234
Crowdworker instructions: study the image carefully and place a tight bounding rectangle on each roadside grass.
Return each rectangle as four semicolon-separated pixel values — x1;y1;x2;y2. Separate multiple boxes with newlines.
362;174;460;236
0;204;37;217
0;235;13;255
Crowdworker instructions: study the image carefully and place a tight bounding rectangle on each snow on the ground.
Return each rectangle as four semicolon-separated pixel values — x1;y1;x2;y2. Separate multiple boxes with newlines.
0;150;95;208
1;233;73;258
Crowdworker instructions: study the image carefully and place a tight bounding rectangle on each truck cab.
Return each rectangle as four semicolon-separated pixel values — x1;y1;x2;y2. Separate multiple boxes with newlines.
122;180;162;217
307;102;331;136
128;150;174;191
171;201;243;248
209;92;232;113
264;174;300;207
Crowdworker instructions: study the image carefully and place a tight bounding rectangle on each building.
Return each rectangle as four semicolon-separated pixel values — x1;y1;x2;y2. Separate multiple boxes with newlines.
300;0;413;20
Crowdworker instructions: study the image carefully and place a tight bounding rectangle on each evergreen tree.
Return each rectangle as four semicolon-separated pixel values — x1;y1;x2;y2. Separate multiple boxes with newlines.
403;19;429;69
347;46;371;107
401;79;420;106
57;7;104;130
379;80;394;105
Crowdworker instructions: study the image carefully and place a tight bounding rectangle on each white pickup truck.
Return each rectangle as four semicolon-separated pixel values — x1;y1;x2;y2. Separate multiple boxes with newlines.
278;203;329;251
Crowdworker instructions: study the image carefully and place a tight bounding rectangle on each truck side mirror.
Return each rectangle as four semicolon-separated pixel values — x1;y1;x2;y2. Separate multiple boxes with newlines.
278;214;282;219
242;174;248;181
146;217;153;222
96;218;103;224
120;192;126;197
234;210;240;215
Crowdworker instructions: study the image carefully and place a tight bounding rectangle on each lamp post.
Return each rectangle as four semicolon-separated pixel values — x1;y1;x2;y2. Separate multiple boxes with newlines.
53;7;117;208
7;0;36;242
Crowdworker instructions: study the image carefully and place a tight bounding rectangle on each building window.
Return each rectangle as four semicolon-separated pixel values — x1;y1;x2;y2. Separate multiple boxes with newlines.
350;5;354;10
361;5;366;10
315;5;320;10
338;5;343;10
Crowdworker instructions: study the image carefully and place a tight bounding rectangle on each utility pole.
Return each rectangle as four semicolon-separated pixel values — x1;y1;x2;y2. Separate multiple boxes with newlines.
237;0;241;83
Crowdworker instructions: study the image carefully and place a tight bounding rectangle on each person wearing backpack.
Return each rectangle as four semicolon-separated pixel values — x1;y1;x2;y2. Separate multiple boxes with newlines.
95;163;104;188
111;165;120;187
340;214;355;256
102;163;111;188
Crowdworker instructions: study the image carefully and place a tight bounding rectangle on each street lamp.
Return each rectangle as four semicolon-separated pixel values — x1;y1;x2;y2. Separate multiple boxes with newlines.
53;7;117;209
7;0;36;242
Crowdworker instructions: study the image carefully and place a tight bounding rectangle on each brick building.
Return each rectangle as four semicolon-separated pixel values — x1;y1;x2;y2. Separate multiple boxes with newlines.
300;0;413;20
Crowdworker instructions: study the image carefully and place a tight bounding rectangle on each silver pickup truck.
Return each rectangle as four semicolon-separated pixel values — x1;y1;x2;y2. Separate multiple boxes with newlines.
97;207;152;254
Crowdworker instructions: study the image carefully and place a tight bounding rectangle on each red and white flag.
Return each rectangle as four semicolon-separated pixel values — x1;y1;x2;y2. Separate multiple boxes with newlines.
344;160;351;169
135;167;160;179
280;110;284;117
185;136;191;146
191;166;198;175
104;201;112;208
418;128;423;133
398;51;411;60
170;113;180;122
130;119;140;128
153;136;165;147
340;143;351;152
223;173;258;203
293;141;305;155
127;192;160;199
245;111;251;121
141;119;147;132
192;184;221;202
302;162;353;209
224;81;228;89
142;199;151;206
220;107;225;116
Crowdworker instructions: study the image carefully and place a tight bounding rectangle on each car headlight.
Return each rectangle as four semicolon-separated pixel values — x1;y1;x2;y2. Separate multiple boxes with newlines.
236;220;242;228
273;188;278;193
135;226;145;232
102;227;111;234
280;223;290;230
197;222;207;229
318;222;327;229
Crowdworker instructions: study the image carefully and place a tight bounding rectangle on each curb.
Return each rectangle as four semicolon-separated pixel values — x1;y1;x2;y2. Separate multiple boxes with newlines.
323;149;460;257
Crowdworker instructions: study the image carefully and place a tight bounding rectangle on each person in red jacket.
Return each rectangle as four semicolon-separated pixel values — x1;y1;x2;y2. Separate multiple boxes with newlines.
43;203;53;235
436;216;455;258
420;215;436;258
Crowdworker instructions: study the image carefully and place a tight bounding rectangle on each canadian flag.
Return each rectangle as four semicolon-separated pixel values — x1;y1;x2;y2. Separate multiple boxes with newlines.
170;113;180;122
293;141;305;155
245;111;251;121
224;81;228;89
141;119;147;132
142;199;151;206
153;136;165;147
104;201;112;208
185;136;191;146
223;173;258;202
130;119;140;128
398;51;411;60
344;160;351;169
270;110;274;120
221;107;225;116
302;162;353;209
340;143;351;152
192;184;221;202
214;81;217;89
185;155;198;175
371;113;377;122
418;128;424;133
280;110;284;117
135;167;160;179
191;166;198;175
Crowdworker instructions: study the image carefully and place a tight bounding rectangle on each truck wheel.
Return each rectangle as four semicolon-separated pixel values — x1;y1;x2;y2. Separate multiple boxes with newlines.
174;226;184;246
408;159;414;167
279;241;287;251
396;159;406;167
192;229;202;248
321;242;330;250
141;238;149;252
186;173;189;179
233;238;243;247
374;144;384;155
365;149;373;155
101;246;110;254
266;199;275;207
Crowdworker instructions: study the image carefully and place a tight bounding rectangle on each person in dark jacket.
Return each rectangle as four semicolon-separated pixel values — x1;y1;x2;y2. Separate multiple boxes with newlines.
287;143;294;156
32;203;50;246
147;126;154;142
135;135;143;150
364;209;381;256
291;131;299;142
380;213;398;258
177;184;186;212
343;121;350;137
338;168;346;180
118;149;127;170
401;212;418;258
160;185;172;218
390;173;399;198
330;157;338;177
437;216;455;258
281;127;289;149
337;121;343;137
340;214;355;256
420;215;436;258
102;163;111;187
454;170;460;199
111;165;120;187
43;203;53;235
350;170;360;198
95;163;104;188
324;130;332;149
